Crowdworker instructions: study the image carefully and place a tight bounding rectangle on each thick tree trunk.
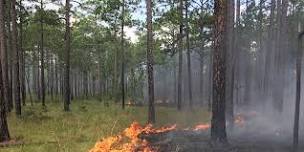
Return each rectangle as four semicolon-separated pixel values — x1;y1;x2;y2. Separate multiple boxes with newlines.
64;0;71;111
11;0;21;116
211;0;227;144
226;0;235;129
5;0;12;111
0;0;10;142
146;0;155;124
1;0;9;112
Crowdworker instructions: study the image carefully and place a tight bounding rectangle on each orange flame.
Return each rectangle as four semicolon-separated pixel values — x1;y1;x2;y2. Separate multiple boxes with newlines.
90;113;250;152
234;114;245;127
194;123;211;131
89;122;176;152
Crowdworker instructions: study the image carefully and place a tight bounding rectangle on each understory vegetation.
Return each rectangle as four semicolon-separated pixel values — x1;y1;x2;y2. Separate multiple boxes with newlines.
2;100;209;152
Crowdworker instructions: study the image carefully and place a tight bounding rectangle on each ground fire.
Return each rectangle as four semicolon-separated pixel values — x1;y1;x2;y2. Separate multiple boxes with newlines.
89;114;248;152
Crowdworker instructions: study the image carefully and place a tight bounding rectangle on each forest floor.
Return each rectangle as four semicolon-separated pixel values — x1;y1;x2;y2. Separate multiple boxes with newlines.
0;99;210;152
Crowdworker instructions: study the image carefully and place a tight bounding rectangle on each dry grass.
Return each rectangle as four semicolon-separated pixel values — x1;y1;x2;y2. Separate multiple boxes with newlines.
0;100;210;152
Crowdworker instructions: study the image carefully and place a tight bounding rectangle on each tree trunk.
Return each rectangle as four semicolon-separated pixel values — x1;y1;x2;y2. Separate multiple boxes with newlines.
11;0;21;116
177;0;183;111
293;30;304;152
19;0;26;106
211;0;227;144
5;0;12;111
64;0;71;111
185;0;192;108
199;10;204;107
264;0;275;102
226;0;235;129
121;0;125;109
40;0;45;107
146;0;155;124
1;0;9;112
0;0;10;142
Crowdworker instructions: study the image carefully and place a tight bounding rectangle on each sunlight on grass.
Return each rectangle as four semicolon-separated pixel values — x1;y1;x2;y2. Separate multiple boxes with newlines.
1;100;210;152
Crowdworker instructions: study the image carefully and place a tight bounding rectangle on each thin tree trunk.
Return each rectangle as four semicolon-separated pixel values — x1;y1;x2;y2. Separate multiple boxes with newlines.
208;50;212;111
40;0;45;107
185;0;192;108
177;0;183;111
19;0;26;106
264;0;276;102
64;0;71;111
293;29;304;152
199;10;204;106
26;67;33;105
121;0;125;109
146;0;155;124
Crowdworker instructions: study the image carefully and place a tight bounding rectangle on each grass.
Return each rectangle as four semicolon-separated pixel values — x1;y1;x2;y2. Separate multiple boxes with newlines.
1;100;210;152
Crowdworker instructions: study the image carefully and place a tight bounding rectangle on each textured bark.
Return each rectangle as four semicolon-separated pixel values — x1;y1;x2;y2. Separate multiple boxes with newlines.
211;0;227;144
5;0;12;111
146;0;155;124
11;0;21;116
177;0;183;111
19;0;26;106
64;0;71;111
0;0;10;142
185;0;192;108
1;0;9;112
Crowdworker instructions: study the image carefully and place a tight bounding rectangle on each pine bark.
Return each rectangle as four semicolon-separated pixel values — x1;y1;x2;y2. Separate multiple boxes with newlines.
226;0;235;129
5;0;12;111
211;0;227;144
19;0;26;106
64;0;71;111
1;0;9;112
146;0;155;123
0;0;10;142
11;0;21;115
